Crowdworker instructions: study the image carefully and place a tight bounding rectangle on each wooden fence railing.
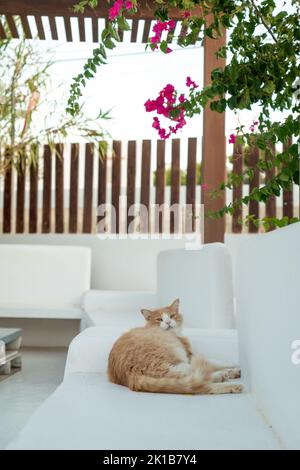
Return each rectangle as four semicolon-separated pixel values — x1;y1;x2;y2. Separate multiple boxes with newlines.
0;138;298;235
231;138;297;233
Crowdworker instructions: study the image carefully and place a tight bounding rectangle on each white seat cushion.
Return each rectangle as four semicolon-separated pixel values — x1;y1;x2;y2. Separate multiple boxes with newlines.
0;306;83;320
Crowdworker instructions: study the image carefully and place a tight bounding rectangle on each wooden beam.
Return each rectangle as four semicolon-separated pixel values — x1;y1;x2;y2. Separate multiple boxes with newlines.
201;17;226;243
0;1;201;20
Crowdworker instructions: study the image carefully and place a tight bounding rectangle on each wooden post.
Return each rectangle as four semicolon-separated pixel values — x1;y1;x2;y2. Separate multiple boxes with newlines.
202;17;226;243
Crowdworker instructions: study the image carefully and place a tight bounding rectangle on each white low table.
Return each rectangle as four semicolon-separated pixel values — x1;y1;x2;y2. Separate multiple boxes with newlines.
0;328;22;379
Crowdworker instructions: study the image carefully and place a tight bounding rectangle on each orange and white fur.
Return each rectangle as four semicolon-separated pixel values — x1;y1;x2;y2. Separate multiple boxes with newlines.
108;299;243;395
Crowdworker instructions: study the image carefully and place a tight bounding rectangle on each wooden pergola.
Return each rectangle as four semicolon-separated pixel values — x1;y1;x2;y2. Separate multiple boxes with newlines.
0;0;226;243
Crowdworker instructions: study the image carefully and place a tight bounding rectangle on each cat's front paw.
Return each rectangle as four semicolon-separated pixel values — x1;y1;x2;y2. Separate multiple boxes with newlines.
227;368;241;379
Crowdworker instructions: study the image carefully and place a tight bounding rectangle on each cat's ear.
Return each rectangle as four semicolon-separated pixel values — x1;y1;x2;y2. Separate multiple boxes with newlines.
169;298;180;313
141;309;152;320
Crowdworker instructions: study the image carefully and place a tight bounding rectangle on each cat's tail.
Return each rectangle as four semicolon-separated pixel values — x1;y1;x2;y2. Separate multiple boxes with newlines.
128;356;212;395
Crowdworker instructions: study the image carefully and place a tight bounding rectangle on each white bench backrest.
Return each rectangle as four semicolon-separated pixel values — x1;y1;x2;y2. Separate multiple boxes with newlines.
0;244;91;308
157;243;235;328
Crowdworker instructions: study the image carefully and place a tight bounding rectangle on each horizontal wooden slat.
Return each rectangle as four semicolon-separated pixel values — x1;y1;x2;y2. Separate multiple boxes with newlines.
0;1;199;20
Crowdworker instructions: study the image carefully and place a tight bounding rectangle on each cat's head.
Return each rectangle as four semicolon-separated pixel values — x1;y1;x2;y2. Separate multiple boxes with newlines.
141;299;183;332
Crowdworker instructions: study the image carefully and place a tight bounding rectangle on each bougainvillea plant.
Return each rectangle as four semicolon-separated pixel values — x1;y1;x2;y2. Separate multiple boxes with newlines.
69;0;300;229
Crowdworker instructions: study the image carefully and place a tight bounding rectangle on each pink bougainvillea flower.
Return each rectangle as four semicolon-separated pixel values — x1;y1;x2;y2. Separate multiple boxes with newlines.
249;120;259;132
229;133;237;144
144;99;157;112
186;76;198;89
201;183;209;191
150;20;176;50
108;0;123;21
167;19;176;30
125;0;133;10
145;81;190;139
182;11;191;19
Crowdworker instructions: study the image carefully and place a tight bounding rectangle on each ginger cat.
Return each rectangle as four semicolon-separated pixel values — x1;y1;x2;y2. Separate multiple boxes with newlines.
108;299;243;395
